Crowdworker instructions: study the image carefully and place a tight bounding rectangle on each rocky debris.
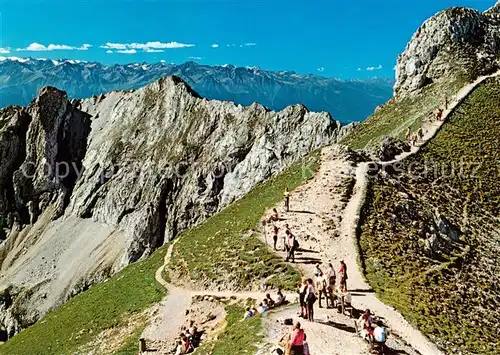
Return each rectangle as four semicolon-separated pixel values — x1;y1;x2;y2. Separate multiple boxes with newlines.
377;136;411;161
394;5;500;97
0;76;347;335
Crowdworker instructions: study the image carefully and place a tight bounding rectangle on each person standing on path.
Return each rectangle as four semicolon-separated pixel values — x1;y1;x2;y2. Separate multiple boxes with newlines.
283;224;291;251
305;278;316;322
339;260;348;291
405;127;411;142
272;225;280;251
298;279;308;319
286;230;297;263
284;187;290;212
288;321;307;355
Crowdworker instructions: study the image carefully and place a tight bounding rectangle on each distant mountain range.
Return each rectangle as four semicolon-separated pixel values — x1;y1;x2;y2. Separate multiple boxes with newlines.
0;57;394;123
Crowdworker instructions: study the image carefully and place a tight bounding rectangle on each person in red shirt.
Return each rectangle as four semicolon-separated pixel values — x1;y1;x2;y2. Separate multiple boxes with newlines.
288;321;307;355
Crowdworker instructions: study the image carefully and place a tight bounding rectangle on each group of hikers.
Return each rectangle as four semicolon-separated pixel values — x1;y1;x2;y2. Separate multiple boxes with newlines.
243;290;289;319
406;97;449;146
266;211;299;263
297;261;349;323
356;309;387;351
173;322;203;354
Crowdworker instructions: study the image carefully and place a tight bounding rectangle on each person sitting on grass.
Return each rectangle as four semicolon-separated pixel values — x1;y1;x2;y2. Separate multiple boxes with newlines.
266;293;276;308
275;289;287;307
175;339;186;355
258;301;269;314
243;307;254;320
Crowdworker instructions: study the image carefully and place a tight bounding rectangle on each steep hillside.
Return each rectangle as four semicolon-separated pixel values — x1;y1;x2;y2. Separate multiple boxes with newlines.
343;4;500;150
358;76;500;354
0;76;345;336
0;148;318;354
0;58;393;124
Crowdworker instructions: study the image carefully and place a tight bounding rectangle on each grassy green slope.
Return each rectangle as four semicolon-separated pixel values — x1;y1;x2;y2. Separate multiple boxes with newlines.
0;248;166;354
1;152;320;354
342;66;471;151
196;301;263;355
358;78;500;354
168;152;321;291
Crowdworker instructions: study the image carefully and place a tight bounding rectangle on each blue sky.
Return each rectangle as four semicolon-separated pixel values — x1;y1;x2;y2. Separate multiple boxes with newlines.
0;0;494;78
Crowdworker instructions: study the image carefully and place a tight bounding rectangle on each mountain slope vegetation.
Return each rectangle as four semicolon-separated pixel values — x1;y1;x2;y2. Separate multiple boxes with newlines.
0;148;318;354
357;77;500;354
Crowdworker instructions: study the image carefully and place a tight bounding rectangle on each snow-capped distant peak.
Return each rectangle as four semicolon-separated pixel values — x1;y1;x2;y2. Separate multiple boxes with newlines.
0;56;31;63
142;64;149;70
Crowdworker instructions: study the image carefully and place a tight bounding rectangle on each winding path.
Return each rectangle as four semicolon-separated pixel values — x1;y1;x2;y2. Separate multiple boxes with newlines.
339;70;500;355
145;71;499;354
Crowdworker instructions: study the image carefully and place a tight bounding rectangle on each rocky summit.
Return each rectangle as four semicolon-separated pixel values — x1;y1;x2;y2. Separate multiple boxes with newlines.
0;59;394;124
0;76;348;336
394;3;500;97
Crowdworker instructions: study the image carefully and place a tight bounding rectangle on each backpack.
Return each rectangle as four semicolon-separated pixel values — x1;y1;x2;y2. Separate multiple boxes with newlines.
307;292;317;303
293;238;299;249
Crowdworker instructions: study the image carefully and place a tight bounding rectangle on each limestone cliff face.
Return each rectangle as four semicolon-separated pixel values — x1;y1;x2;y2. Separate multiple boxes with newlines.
0;76;347;335
394;4;500;97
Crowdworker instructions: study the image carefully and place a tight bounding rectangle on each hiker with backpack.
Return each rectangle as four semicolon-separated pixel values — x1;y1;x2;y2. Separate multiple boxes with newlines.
297;279;308;319
316;272;330;308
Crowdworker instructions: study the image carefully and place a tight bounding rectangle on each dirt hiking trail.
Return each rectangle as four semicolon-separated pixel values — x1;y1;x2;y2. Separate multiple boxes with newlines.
142;71;499;354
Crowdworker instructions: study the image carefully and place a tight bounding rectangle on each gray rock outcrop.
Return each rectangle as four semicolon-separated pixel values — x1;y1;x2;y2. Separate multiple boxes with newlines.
394;4;500;97
0;76;347;334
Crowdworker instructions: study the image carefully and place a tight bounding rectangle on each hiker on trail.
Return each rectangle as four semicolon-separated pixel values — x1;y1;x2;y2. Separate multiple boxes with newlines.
411;133;418;146
338;286;352;314
298;279;308;318
286;230;297;263
313;264;323;281
287;321;308;355
317;272;329;308
273;225;280;251
373;320;387;345
266;293;276;308
175;339;186;355
405;127;411;141
360;309;375;339
326;265;337;307
284;224;291;251
417;127;424;141
325;263;336;287
444;97;449;109
305;278;316;322
338;260;348;291
284;187;290;212
258;301;269;314
269;208;280;222
435;108;443;121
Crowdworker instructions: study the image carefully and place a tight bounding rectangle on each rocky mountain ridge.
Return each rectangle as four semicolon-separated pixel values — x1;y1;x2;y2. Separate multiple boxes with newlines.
0;58;394;124
0;76;349;336
394;3;500;97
